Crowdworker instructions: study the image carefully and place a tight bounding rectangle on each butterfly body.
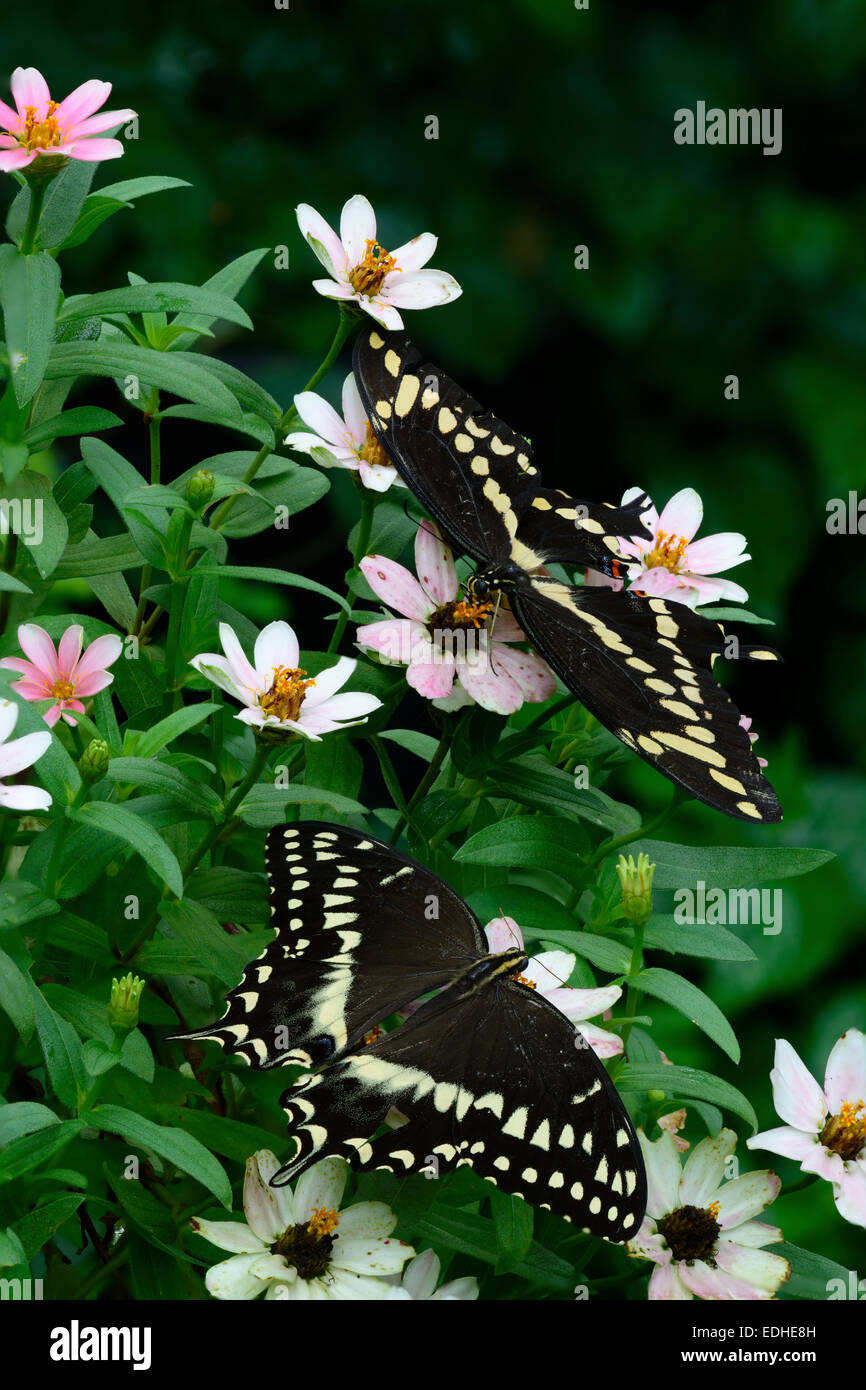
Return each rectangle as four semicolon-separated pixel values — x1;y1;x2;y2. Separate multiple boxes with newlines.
170;822;647;1243
353;325;782;823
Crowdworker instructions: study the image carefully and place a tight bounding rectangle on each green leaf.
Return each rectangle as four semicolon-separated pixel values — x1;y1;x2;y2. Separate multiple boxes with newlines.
24;406;122;449
132;702;220;758
46;341;243;419
1;468;68;577
694;605;775;625
618;1062;757;1132
0;948;35;1039
0;1103;60;1148
167;248;269;349
12;1193;86;1261
626;840;835;890
487;756;640;834
173;353;281;424
105;758;221;815
641;914;757;962
0;247;61;405
52;533;145;578
379;729;439;761
489;1189;534;1274
185;866;268;926
7;155;101;248
69;802;184;897
58;283;253;332
0;1122;84;1186
158;403;272;446
238;783;365;829
635;967;740;1061
455;817;589;885
0;879;57;928
30;986;89;1109
414;1207;574;1291
57;176;190;250
0;568;31;593
96;175;192;203
533;930;631;975
169;1108;287;1162
160;900;250;987
192;564;350;612
776;1242;847;1300
89;1104;232;1208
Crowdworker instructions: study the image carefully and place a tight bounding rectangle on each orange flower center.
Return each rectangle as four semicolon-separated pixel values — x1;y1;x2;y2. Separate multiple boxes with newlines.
645;529;689;573
257;666;315;723
348;238;398;298
427;597;493;637
307;1206;340;1239
513;972;536;989
21;101;64;151
820;1099;866;1162
357;421;388;470
50;675;77;701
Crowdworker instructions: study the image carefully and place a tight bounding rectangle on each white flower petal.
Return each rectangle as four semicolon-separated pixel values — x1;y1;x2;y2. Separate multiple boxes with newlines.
293;1155;347;1226
769;1038;827;1132
253;620;300;683
823;1029;866;1115
639;1129;683;1221
204;1253;266;1300
678;1128;737;1208
189;1219;265;1255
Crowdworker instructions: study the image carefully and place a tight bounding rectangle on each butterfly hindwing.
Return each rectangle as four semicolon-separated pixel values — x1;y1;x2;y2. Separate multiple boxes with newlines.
353;325;651;577
275;971;645;1242
509;579;781;821
169;823;483;1070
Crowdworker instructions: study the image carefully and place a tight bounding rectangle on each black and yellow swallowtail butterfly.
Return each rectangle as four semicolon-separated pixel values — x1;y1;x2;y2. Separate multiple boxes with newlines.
352;326;781;823
171;823;647;1243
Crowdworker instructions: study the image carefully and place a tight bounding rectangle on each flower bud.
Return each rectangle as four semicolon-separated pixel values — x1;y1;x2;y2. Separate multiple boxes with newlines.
185;468;215;512
108;973;145;1031
78;737;110;782
615;851;656;926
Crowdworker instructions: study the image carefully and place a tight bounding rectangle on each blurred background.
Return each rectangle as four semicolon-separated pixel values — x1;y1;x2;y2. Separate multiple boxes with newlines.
4;0;865;1271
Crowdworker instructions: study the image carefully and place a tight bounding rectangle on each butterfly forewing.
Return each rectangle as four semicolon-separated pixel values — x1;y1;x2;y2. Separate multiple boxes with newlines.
353;325;651;577
169;823;483;1070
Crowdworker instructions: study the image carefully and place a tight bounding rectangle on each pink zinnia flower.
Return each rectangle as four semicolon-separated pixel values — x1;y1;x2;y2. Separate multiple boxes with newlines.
0;67;135;173
484;917;623;1059
0;698;51;812
285;373;403;493
1;623;122;727
296;194;462;330
586;486;750;609
628;1126;789;1300
356;522;555;715
747;1033;866;1229
189;620;381;740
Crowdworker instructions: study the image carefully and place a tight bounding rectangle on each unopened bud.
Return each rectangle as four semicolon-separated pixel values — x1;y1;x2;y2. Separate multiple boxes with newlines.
78;737;110;782
616;852;656;926
108;973;145;1031
185;468;215;512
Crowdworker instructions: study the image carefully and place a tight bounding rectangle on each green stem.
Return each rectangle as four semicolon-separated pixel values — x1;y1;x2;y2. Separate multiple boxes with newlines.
586;785;687;874
387;720;455;845
20;181;47;255
209;310;356;532
617;918;646;1059
132;413;162;635
780;1172;819;1197
328;484;377;655
46;785;88;899
523;691;575;732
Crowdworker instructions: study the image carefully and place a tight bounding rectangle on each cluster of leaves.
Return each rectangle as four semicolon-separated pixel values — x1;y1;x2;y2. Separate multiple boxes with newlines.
0;152;847;1302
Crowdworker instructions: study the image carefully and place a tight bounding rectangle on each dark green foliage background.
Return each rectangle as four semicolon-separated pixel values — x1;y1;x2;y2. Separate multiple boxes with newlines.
5;0;865;1273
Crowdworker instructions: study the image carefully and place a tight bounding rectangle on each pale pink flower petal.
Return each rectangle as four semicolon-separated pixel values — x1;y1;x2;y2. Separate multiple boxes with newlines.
0;782;51;812
218;623;260;691
0;729;52;778
53;78;112;126
488;606;524;641
190;1218;265;1256
0;149;33;171
682;574;749;605
713;1240;790;1296
302;658;358;710
253;621;300;684
60;137;125;162
486;643;555;702
678;1128;736;1209
4;679;47;701
746;1125;820;1165
648;1263;692;1300
341;374;368;443
639;1130;682;1222
522;950;575;993
574;1020;623;1058
728;1220;783;1248
484;917;523;954
833;1166;866;1228
73;632;121;680
296;203;347;279
310;278;356;301
685;533;750;575
17;624;58;678
189;654;247;702
380;268;463;309
74;670;115;698
360;555;432;622
43;706;63;728
358;460;399;492
359;298;404;330
356;619;424;665
11;68;51;115
677;1258;767;1301
657;487;703;542
714;1170;780;1230
626;566;683;597
65;108;135;139
583;567;622;592
293;391;352;450
340;193;377;267
407;649;456;700
389;232;438;274
0;701;19;743
769;1038;827;1132
414;522;457;607
823;1029;866;1115
0;99;20;132
457;654;523;715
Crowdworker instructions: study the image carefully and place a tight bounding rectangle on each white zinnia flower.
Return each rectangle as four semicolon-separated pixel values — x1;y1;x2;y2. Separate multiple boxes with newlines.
285;372;403;492
0;698;51;811
296;193;462;329
189;620;381;740
192;1151;414;1300
386;1248;479;1301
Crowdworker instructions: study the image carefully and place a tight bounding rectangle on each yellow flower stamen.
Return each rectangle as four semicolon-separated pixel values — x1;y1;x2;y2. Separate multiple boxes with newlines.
513;972;536;989
706;1200;721;1220
348;238;399;299
21;101;65;152
257;666;315;723
820;1099;866;1162
644;529;689;573
428;596;494;637
50;675;77;701
307;1206;340;1238
357;421;388;470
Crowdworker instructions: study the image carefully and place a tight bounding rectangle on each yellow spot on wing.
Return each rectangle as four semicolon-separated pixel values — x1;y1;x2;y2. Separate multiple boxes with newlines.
491;436;515;455
438;407;457;433
394;374;420;417
384;349;401;377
